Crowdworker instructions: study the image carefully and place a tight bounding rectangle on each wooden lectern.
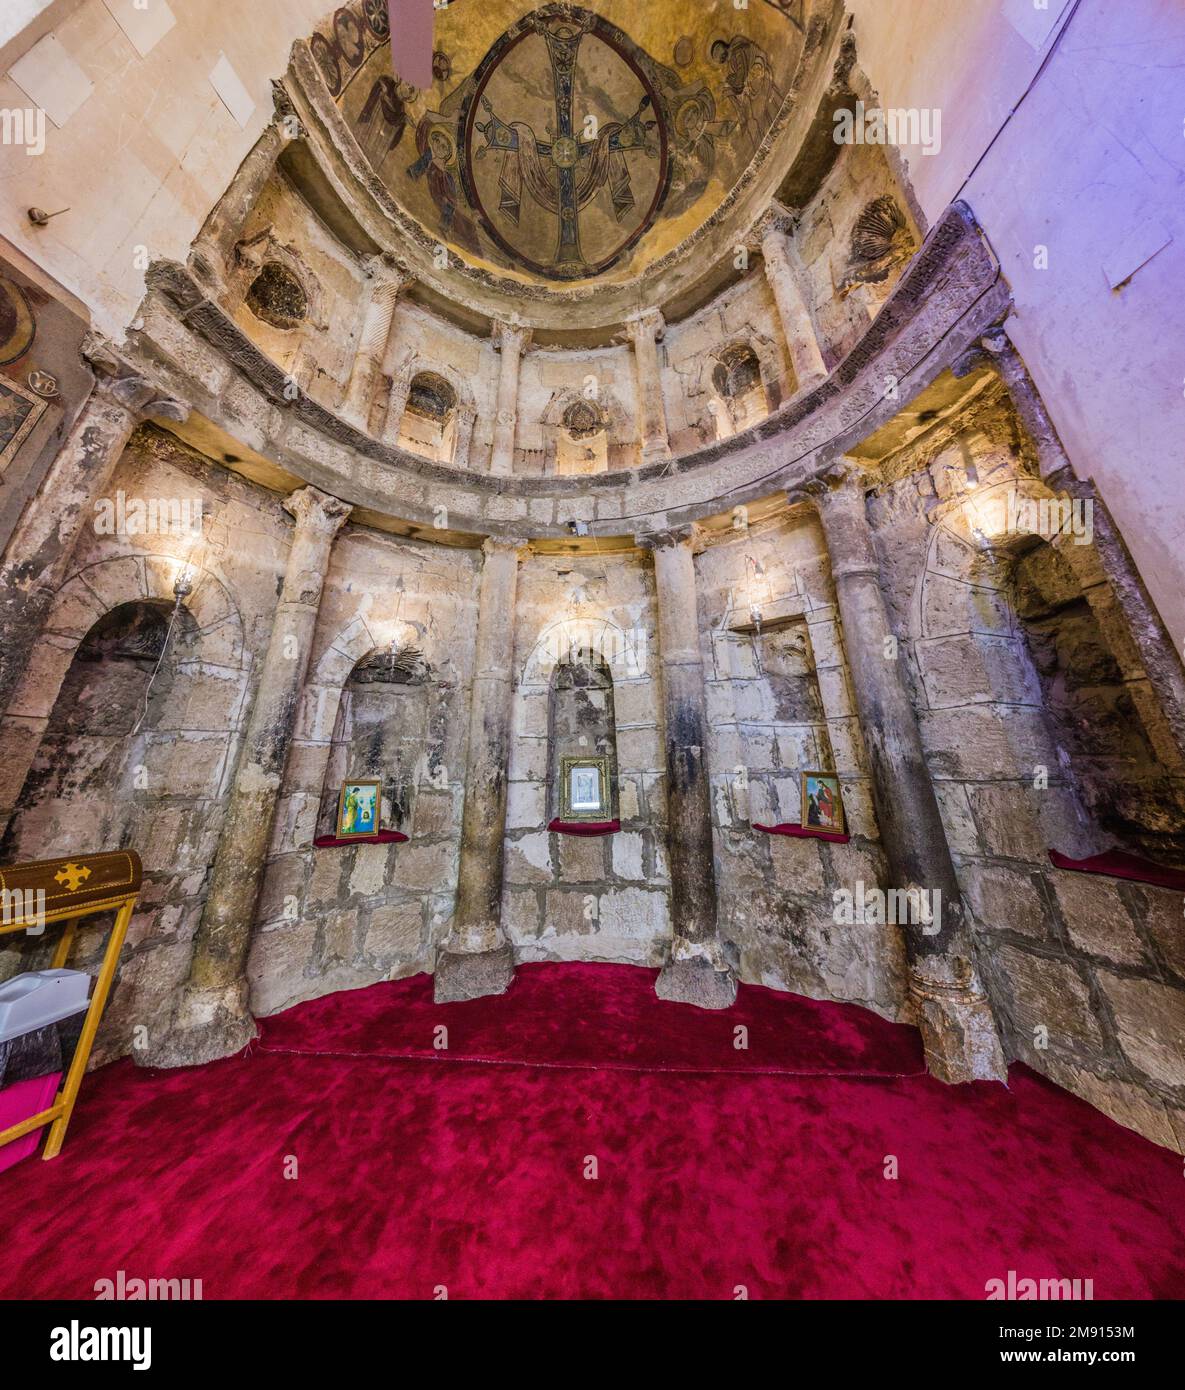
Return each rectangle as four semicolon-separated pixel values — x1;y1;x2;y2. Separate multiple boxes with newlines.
0;850;142;1160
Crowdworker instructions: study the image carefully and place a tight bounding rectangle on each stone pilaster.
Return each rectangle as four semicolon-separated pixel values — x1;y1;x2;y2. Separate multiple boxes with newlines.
0;340;188;749
624;310;670;464
155;486;352;1065
795;466;1006;1082
453;403;477;469
754;205;828;393
188;82;302;297
488;320;531;476
340;257;411;431
640;527;736;1009
434;537;529;1001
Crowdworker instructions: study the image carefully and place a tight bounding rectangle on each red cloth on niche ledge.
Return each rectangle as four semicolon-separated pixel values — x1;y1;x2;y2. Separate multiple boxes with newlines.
753;822;850;844
313;829;408;848
1048;848;1185;892
547;818;620;837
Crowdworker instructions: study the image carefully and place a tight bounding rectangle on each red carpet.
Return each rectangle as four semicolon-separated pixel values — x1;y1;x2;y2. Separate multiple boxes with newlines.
1;962;1183;1300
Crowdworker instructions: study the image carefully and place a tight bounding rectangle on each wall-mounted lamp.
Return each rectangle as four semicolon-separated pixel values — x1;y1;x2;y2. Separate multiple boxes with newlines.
27;207;70;228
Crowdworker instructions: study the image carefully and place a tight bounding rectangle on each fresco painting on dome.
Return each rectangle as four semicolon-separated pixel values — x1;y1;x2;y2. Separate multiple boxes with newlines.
315;0;804;282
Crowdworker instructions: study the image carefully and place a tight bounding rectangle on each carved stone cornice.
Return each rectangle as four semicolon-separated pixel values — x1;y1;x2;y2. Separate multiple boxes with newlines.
81;333;189;424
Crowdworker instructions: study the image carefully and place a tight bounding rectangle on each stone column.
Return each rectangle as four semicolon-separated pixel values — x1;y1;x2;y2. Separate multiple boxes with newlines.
488;320;531;476
796;466;1005;1082
158;486;352;1065
188;84;301;297
435;537;527;1002
641;528;737;1009
624;310;670;464
754;206;828;392
340;258;410;431
0;341;187;736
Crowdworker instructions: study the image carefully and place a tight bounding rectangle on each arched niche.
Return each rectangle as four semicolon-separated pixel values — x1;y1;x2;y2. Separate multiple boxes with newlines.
913;475;1185;864
315;641;438;836
541;387;629;475
547;647;618;822
698;339;776;443
394;370;460;465
0;600;198;865
556;398;609;476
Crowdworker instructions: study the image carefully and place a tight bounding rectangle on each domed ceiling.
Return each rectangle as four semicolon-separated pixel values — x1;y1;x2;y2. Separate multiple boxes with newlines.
309;0;808;285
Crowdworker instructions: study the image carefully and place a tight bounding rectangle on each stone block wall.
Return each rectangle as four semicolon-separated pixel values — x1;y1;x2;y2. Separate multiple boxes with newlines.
232;171;370;408
502;551;671;965
867;399;1185;1148
248;526;480;1015
793;139;921;371
694;517;907;1018
0;426;289;1061
663;273;792;455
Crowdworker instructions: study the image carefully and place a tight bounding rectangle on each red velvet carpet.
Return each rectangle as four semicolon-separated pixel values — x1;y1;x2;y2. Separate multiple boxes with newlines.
2;962;1183;1300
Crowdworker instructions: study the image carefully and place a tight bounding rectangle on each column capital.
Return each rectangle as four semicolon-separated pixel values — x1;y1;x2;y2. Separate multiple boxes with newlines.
786;460;871;511
270;79;305;142
361;253;413;292
622;308;665;345
749;201;796;252
481;535;531;562
634;524;698;553
492;318;532;354
284;485;352;535
82;334;189;424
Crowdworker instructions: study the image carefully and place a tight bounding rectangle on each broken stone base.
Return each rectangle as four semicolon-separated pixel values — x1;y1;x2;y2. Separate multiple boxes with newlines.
143;982;257;1068
913;982;1007;1084
433;943;515;1004
656;957;738;1010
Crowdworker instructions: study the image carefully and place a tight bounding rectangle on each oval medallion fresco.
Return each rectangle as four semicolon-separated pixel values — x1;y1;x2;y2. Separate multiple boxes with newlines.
458;11;669;279
322;0;804;285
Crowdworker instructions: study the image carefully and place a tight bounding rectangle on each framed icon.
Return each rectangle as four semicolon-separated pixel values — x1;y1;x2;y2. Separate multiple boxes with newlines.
559;755;610;821
335;779;381;838
800;770;844;833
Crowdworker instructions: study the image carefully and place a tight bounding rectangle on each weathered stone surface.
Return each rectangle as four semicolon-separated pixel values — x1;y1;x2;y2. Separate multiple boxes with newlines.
656;957;738;1010
365;901;423;959
962;864;1049;938
1053;873;1146;966
434;944;515;1003
1096;972;1185;1090
991;943;1105;1056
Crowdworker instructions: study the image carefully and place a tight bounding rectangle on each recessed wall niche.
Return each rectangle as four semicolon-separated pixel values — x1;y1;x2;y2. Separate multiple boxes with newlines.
317;643;439;838
1013;540;1185;865
396;371;458;464
711;343;768;439
244;262;308;330
548;649;618;823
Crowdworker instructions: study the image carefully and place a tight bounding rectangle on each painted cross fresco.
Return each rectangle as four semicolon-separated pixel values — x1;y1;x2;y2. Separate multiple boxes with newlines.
469;13;660;273
461;9;669;278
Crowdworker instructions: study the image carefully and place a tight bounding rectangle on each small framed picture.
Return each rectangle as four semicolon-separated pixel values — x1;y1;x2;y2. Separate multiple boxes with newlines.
801;770;844;833
336;779;381;838
559;755;610;821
